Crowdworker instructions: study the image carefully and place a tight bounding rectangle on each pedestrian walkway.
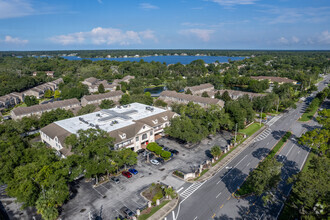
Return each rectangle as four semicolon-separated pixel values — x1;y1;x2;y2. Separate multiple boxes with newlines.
252;128;271;143
179;181;206;200
266;114;282;126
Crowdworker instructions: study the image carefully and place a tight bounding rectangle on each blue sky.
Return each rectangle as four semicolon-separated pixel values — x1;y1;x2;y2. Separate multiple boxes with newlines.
0;0;329;50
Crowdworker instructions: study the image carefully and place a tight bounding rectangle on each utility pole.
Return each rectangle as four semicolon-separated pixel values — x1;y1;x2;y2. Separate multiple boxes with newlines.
260;107;263;126
276;99;279;113
234;123;238;144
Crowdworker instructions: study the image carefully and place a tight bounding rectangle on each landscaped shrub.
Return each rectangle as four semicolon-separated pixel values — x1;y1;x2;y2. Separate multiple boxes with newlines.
161;151;171;159
147;142;161;152
152;190;164;203
173;170;184;178
154;147;163;155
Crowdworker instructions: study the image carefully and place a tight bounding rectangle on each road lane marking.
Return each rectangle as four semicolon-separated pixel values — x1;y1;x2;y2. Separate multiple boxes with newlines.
276;202;285;219
193;216;198;220
246;162;250;167
285;144;294;157
176;187;184;193
172;211;176;220
220;204;224;209
216;192;222;198
217;155;248;184
299;148;311;170
227;195;231;200
267;142;269;146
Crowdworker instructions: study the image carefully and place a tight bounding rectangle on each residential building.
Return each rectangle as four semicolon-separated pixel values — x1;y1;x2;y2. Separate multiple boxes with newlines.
159;90;224;108
184;83;214;95
24;78;63;99
81;91;123;106
112;75;135;84
46;71;54;78
213;90;266;100
11;98;80;120
0;92;24;109
82;77;117;93
250;76;297;84
40;103;177;157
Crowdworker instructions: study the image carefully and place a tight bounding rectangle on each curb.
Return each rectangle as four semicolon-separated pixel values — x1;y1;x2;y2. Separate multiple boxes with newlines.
147;196;180;220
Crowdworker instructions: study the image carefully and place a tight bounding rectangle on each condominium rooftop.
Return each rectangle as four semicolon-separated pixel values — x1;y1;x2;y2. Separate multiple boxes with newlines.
185;83;214;92
250;76;297;84
54;103;168;135
12;98;80;117
82;90;123;102
160;90;224;106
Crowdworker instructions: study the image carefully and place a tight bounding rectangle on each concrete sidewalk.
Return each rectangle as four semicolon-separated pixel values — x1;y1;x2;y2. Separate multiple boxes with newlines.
196;125;268;182
148;196;179;220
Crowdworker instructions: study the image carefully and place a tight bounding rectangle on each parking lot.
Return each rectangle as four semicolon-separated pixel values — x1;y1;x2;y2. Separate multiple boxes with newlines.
60;132;232;220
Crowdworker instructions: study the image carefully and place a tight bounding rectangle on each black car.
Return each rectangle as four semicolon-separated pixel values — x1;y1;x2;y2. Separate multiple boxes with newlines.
120;207;134;219
169;149;179;155
155;157;164;163
163;147;170;151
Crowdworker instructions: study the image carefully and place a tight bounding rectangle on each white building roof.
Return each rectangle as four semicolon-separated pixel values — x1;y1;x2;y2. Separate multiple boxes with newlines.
55;103;166;135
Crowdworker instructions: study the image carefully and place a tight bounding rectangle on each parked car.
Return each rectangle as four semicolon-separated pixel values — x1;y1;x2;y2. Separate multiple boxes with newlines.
150;159;160;165
163;147;170;151
129;168;138;175
169;149;179;155
122;171;132;178
155;157;164;164
120;207;134;219
136;149;145;155
111;176;120;184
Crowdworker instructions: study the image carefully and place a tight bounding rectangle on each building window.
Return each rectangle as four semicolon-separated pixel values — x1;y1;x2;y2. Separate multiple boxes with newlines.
150;131;153;136
142;133;147;140
136;136;139;141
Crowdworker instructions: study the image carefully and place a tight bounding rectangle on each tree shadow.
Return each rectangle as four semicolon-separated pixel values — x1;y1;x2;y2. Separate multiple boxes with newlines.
271;130;286;140
205;149;213;158
221;168;248;193
252;148;270;160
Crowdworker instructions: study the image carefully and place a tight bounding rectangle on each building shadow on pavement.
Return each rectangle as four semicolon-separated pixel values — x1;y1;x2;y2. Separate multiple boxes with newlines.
271;130;286;140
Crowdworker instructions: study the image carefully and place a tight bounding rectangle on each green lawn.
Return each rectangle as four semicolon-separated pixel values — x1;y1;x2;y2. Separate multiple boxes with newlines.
194;169;209;181
138;200;170;220
299;105;318;122
239;123;264;136
267;132;291;159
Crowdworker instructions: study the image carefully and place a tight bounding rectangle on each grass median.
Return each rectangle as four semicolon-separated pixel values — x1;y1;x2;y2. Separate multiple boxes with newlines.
138;200;169;220
299;105;318;122
236;131;291;197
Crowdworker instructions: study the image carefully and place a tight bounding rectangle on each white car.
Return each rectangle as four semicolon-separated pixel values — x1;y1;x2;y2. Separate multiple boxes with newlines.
150;159;160;165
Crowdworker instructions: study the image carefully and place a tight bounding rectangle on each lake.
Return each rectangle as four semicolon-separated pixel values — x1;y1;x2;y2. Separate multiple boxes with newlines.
144;86;166;97
62;55;246;64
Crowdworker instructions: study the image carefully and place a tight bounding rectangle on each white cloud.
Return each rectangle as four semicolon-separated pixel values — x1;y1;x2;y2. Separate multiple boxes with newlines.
179;29;215;42
1;35;28;44
181;22;205;27
209;0;258;6
292;36;300;43
318;31;330;44
139;3;159;10
278;37;289;44
49;27;157;46
0;0;34;19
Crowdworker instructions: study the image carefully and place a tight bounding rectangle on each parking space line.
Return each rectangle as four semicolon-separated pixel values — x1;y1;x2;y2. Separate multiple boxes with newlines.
93;187;105;197
216;192;222;198
177;187;184;193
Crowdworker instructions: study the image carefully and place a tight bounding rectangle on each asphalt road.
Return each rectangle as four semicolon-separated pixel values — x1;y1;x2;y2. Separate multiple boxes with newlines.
165;75;329;220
